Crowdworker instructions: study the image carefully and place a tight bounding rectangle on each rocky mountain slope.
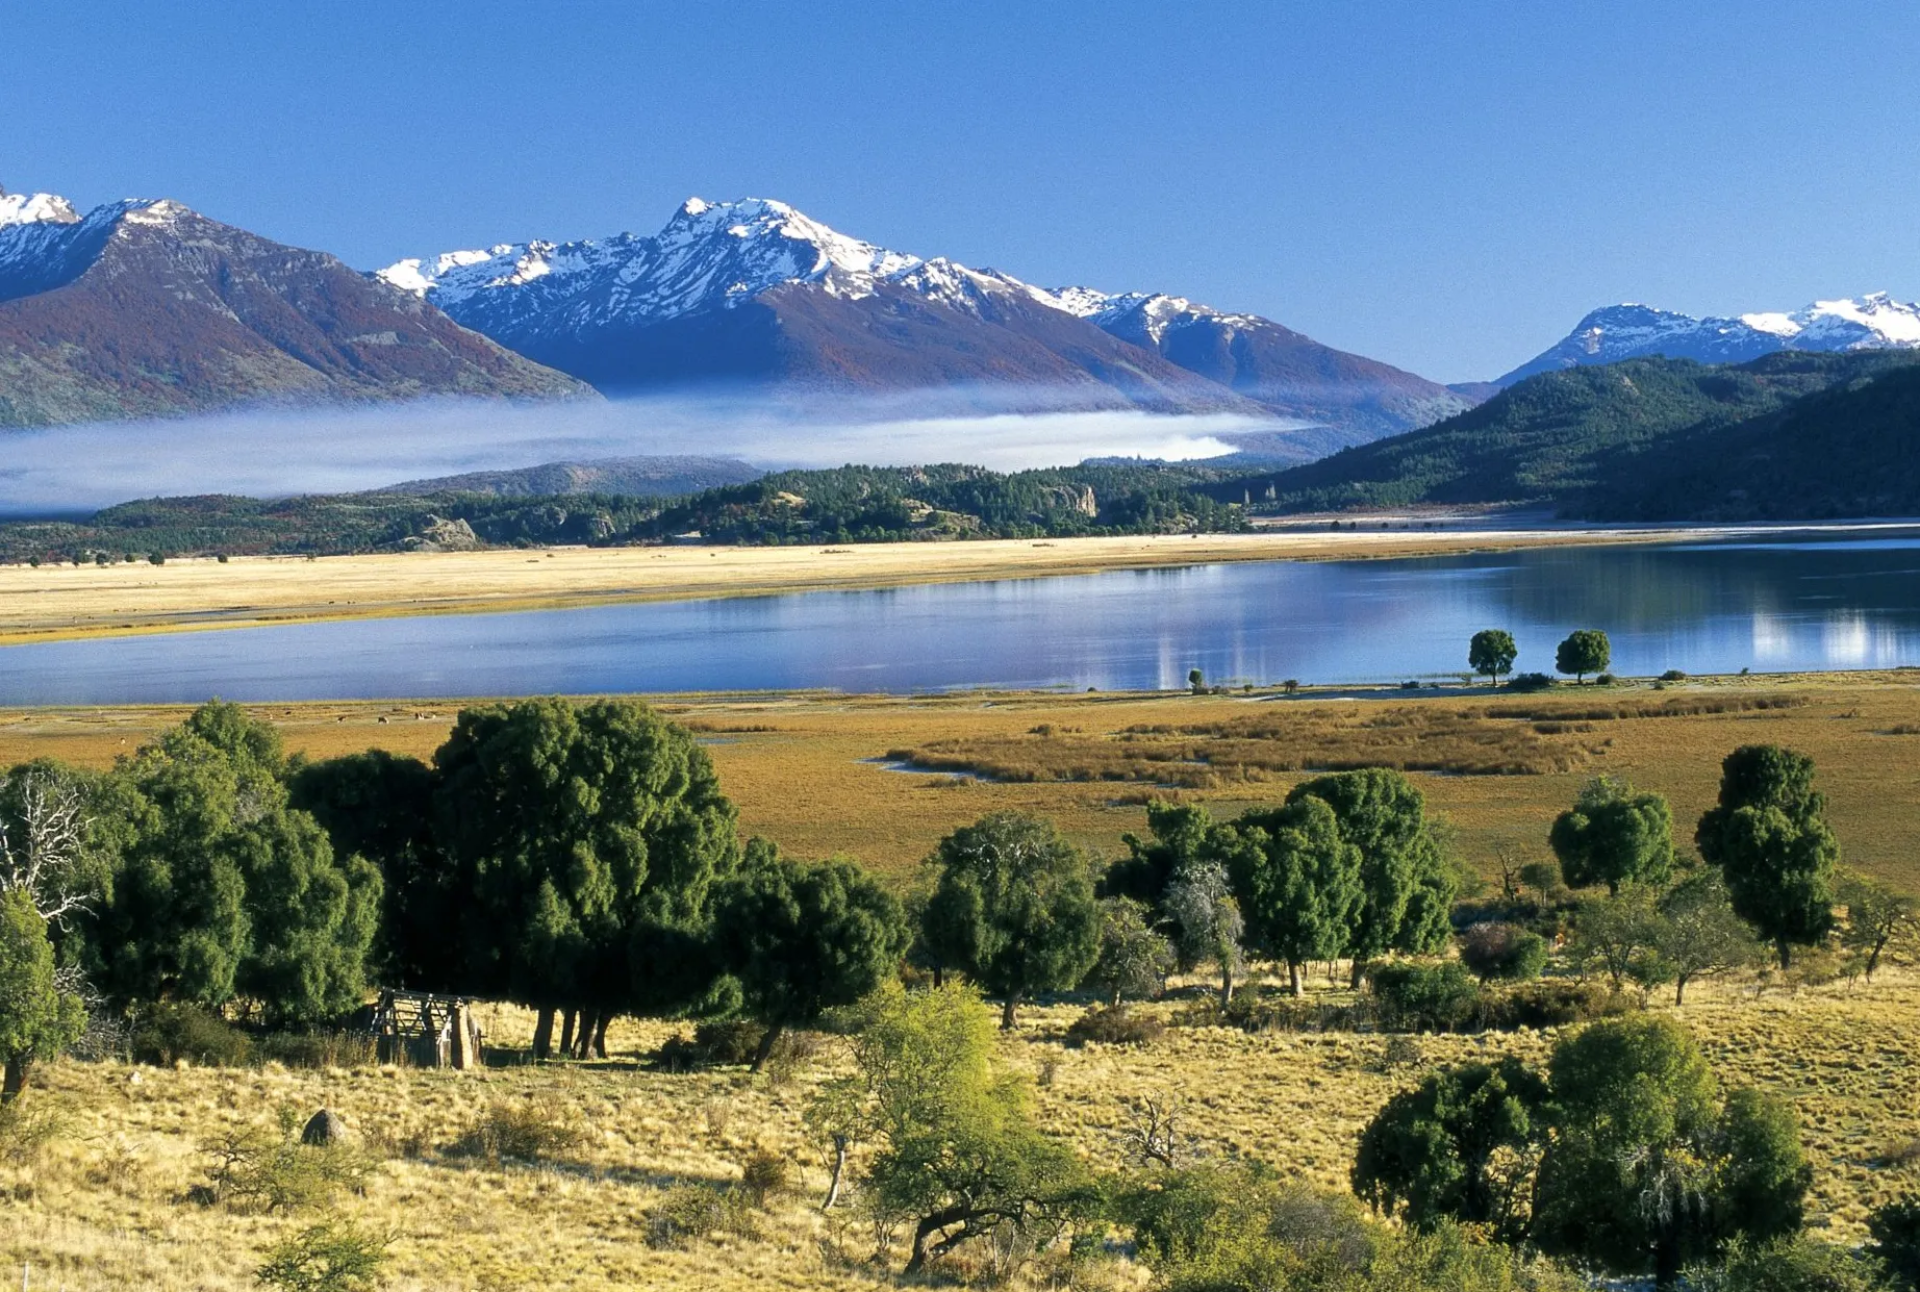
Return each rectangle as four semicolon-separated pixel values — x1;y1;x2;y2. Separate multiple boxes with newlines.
0;191;591;428
379;197;1470;440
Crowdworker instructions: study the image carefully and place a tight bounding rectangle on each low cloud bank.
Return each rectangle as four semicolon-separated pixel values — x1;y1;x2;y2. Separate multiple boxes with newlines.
0;392;1311;513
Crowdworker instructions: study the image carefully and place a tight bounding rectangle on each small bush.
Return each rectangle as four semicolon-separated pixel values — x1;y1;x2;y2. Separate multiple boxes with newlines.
0;1097;65;1166
1369;961;1482;1033
1506;672;1555;692
133;1003;254;1067
1377;1035;1423;1071
1484;980;1635;1030
202;1117;373;1213
453;1095;583;1163
738;1147;790;1209
1594;672;1617;686
1691;1236;1885;1292
1868;1196;1920;1292
1065;1004;1166;1048
256;1218;394;1292
695;1020;767;1066
647;1185;735;1249
1457;922;1550;983
1660;669;1688;682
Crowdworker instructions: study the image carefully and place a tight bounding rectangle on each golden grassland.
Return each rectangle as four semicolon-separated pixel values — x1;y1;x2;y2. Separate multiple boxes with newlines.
0;521;1875;644
4;974;1918;1292
3;672;1917;889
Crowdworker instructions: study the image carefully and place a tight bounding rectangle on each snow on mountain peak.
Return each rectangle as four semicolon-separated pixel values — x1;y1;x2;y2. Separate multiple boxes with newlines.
0;192;80;229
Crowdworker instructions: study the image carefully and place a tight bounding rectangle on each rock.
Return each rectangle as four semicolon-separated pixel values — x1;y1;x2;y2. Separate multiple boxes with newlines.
301;1109;348;1147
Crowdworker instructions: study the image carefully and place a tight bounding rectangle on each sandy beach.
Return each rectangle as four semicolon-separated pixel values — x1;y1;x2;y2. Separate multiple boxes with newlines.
0;521;1907;645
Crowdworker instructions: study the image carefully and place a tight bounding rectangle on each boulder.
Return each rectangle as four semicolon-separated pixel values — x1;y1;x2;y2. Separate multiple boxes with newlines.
301;1109;348;1147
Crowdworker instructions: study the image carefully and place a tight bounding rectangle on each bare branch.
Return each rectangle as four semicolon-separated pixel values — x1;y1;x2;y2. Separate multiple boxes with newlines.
0;766;94;924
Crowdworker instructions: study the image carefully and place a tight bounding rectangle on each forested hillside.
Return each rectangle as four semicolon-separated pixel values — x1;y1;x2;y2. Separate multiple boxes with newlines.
1220;350;1920;519
0;461;1244;562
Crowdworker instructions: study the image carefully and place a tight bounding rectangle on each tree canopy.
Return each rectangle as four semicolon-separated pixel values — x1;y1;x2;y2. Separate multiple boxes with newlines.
1468;629;1518;685
1225;796;1362;996
1554;630;1611;682
1695;746;1838;968
921;812;1100;1028
0;886;86;1101
1549;776;1675;894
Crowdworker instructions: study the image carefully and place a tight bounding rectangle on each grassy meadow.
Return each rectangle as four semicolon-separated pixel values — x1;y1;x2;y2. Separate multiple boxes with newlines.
3;670;1916;889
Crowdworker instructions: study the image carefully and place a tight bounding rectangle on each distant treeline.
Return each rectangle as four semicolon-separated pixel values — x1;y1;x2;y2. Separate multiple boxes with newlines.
0;461;1247;563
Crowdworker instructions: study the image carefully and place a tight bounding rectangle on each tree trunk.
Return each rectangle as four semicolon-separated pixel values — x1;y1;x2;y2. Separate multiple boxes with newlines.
1778;940;1793;971
904;1206;971;1275
592;1013;611;1059
821;1133;849;1210
573;1009;598;1060
1349;959;1367;990
1219;962;1234;1010
532;1007;556;1061
2;1053;28;1104
1110;983;1123;1007
1288;961;1304;998
1000;994;1018;1031
751;1022;784;1073
1653;1229;1683;1292
1673;974;1689;1007
559;1009;577;1056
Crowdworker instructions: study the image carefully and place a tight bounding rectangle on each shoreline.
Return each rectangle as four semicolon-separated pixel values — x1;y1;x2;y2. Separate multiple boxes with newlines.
0;519;1912;646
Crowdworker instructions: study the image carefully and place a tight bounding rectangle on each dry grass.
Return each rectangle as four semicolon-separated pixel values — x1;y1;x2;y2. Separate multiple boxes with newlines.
3;973;1916;1290
3;673;1915;889
0;523;1825;645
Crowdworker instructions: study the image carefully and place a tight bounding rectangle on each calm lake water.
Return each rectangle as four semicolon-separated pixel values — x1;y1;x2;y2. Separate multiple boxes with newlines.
3;535;1919;704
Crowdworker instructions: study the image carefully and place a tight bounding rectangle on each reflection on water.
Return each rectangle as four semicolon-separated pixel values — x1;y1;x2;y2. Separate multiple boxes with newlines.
2;536;1918;704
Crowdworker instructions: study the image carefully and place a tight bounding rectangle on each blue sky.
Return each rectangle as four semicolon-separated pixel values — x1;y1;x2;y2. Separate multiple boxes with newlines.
7;1;1917;382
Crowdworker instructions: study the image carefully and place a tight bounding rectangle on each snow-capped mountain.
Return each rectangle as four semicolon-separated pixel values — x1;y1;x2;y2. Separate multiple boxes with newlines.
1499;295;1920;386
378;197;1470;438
0;190;588;428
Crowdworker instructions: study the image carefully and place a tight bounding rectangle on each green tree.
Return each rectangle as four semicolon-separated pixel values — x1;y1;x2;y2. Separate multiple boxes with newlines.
1696;746;1839;969
1468;629;1518;686
431;697;740;1057
1567;882;1667;993
710;845;909;1068
1549;776;1675;894
1533;1015;1810;1289
1554;629;1611;683
1224;797;1362;996
920;812;1100;1029
833;982;1096;1273
93;702;382;1024
1654;870;1763;1004
1867;1196;1920;1292
1836;870;1916;982
1089;897;1175;1005
1287;769;1456;981
1188;667;1206;694
0;888;85;1101
1106;801;1215;907
1161;859;1245;1008
289;750;450;990
1352;1057;1549;1242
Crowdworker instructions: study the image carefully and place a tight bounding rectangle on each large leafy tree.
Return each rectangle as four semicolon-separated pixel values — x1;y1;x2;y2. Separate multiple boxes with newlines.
289;750;451;990
1696;745;1839;968
1468;629;1518;686
1105;801;1216;907
93;702;382;1024
710;844;909;1068
1549;776;1675;894
0;887;85;1102
431;697;739;1058
921;812;1100;1029
1555;629;1611;683
1224;796;1362;996
1089;897;1176;1005
1286;769;1455;980
1352;1057;1549;1242
1654;869;1762;1004
1533;1015;1809;1290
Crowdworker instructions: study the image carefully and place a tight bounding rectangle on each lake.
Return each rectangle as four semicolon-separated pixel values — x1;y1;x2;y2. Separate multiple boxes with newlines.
2;535;1918;704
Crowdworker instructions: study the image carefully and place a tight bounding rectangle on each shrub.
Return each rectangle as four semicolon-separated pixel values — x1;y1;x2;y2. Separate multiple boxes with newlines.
1661;669;1688;682
1457;922;1550;982
201;1116;373;1213
647;1185;735;1249
1506;672;1556;692
0;1096;65;1166
1369;961;1482;1032
132;1004;253;1067
453;1095;583;1163
1691;1237;1884;1292
738;1147;790;1208
256;1218;393;1292
1064;1004;1165;1048
1595;672;1617;686
694;1020;767;1066
1484;981;1635;1030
